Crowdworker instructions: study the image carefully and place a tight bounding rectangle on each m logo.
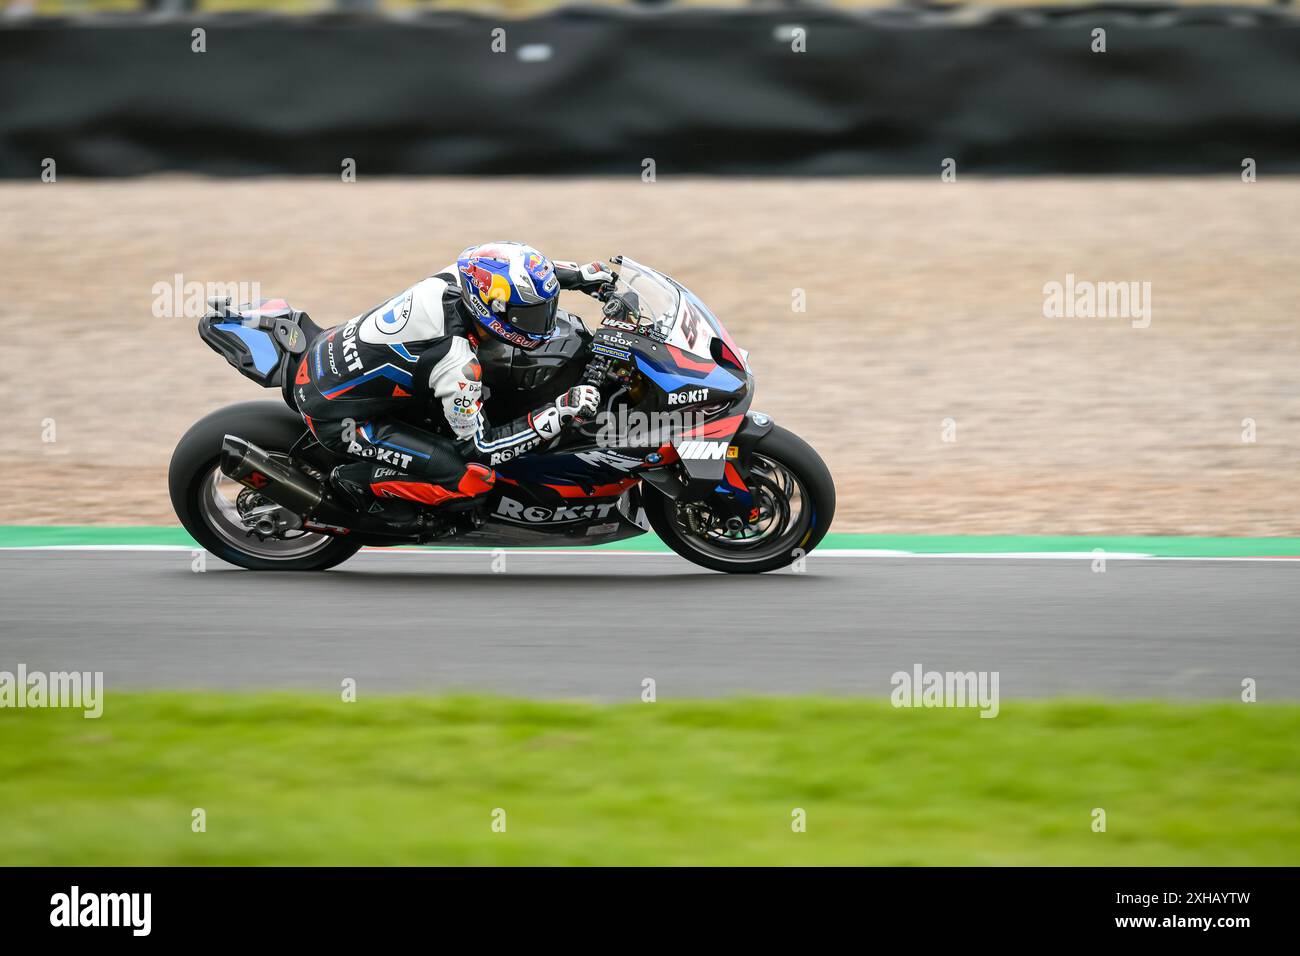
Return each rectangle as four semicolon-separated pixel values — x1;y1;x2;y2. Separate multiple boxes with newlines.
676;440;727;461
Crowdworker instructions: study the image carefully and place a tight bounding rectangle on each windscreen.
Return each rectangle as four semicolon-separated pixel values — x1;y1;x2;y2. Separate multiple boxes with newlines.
616;258;748;369
613;258;681;342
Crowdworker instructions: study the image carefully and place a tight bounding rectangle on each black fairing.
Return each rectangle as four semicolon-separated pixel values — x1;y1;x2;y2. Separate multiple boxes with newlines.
476;310;592;422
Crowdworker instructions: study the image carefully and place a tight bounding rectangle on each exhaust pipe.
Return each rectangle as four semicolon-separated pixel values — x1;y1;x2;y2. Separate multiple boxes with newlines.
219;435;428;539
220;435;323;516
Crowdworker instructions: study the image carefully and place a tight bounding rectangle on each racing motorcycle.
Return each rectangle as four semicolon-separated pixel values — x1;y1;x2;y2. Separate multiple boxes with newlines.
168;257;835;573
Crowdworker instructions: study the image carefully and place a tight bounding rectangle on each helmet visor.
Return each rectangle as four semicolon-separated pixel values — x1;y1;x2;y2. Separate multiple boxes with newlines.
506;298;558;336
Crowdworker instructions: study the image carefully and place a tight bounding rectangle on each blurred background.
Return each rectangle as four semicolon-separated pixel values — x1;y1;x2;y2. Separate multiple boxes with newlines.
2;0;1296;12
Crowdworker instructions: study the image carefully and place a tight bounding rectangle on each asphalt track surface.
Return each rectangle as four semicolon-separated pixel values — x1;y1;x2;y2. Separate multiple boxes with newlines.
2;550;1296;699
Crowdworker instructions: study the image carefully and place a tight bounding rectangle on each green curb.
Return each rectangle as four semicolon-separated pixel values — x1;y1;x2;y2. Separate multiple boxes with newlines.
0;526;199;548
2;525;1300;557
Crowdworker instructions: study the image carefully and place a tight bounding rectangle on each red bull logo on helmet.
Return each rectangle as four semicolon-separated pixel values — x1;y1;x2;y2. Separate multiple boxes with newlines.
460;261;513;310
526;252;553;282
460;261;493;294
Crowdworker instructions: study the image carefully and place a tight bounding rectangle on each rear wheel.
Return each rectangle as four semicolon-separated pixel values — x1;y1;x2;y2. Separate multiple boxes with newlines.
168;401;362;571
643;424;835;574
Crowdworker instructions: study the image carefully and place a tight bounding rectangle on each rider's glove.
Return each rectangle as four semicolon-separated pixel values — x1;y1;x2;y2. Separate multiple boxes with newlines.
554;260;614;297
528;385;601;442
555;384;601;424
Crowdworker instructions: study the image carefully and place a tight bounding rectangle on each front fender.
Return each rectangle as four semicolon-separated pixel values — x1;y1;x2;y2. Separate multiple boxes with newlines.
726;410;776;480
668;408;773;504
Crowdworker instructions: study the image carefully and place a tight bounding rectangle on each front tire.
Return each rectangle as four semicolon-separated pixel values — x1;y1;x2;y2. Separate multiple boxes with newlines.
643;424;835;574
168;401;362;571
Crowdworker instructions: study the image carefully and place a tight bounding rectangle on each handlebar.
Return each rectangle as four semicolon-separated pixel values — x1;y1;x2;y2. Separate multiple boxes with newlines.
595;255;621;301
582;352;613;387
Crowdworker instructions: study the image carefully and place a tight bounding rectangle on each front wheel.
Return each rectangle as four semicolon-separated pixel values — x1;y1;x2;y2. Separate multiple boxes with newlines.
168;401;363;571
643;424;835;574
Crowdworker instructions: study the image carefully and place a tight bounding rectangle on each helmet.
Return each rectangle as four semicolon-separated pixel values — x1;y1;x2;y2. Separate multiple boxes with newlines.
456;242;561;350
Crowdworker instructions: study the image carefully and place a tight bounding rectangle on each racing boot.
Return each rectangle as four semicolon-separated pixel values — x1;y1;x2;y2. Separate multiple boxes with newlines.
328;462;495;529
327;463;420;528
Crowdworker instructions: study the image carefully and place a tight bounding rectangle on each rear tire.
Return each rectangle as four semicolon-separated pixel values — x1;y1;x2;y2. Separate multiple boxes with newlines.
643;424;835;574
168;401;362;571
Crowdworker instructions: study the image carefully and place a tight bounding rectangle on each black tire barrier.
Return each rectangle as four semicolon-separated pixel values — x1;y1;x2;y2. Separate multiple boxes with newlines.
2;6;1298;177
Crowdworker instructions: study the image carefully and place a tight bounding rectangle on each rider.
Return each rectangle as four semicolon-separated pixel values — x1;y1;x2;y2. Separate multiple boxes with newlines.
291;241;612;518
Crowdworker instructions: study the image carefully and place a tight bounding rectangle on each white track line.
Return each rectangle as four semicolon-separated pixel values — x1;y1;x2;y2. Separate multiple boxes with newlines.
1;545;1298;562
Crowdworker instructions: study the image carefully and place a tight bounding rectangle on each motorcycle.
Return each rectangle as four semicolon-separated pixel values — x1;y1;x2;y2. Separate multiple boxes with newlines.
168;256;835;573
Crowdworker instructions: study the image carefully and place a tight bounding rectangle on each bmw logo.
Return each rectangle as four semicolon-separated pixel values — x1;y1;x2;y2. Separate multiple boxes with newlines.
645;452;663;464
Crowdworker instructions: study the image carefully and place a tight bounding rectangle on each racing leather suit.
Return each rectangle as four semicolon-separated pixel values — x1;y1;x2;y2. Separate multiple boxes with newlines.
292;262;599;507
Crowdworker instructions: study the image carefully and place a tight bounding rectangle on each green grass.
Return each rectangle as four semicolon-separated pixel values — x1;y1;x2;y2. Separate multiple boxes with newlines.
1;694;1297;865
